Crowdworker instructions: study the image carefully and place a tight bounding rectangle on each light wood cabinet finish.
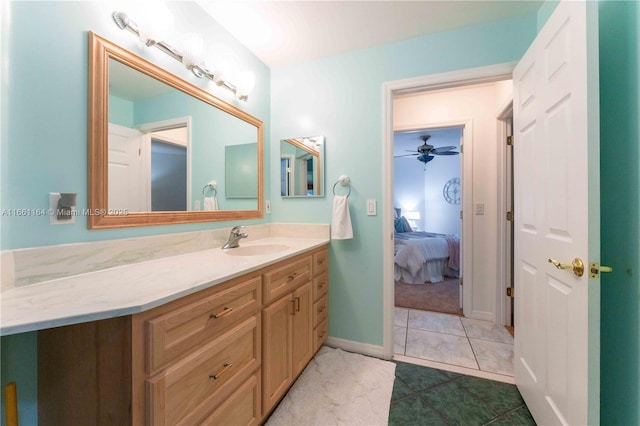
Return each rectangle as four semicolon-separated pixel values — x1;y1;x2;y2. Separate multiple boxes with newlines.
38;244;328;425
147;316;260;425
200;373;261;426
262;247;328;418
146;275;261;373
263;256;312;304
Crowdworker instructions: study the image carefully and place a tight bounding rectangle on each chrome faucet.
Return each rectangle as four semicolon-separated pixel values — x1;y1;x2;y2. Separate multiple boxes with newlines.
222;225;248;249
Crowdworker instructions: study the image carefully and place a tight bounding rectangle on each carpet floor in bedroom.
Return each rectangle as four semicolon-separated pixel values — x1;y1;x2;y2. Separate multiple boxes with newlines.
395;277;462;316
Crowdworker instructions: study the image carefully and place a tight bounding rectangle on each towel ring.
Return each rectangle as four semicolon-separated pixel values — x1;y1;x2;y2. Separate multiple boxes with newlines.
332;175;351;197
202;184;217;197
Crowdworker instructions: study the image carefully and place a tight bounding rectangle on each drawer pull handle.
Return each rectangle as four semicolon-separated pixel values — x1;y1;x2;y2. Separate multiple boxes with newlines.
318;331;325;338
318;306;325;313
210;362;233;380
318;259;325;264
287;272;298;281
210;307;233;319
318;282;325;288
295;297;301;312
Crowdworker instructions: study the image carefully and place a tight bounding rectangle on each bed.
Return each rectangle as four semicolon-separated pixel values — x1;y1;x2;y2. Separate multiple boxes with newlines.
393;215;460;284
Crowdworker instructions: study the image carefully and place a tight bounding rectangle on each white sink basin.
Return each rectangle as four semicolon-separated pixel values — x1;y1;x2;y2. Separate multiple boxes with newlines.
224;244;289;256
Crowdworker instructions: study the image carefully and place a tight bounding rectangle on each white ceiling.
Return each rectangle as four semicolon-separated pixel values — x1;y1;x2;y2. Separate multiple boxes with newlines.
196;0;542;68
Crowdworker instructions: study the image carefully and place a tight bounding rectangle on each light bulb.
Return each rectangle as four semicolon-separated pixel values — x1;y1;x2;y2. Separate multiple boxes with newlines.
235;71;256;100
179;33;204;68
136;2;174;46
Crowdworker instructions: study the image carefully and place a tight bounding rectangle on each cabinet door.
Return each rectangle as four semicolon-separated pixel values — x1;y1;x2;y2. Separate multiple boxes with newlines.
292;281;313;377
262;295;293;413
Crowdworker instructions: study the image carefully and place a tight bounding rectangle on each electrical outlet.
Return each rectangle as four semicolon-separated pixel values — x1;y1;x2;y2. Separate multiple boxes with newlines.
49;193;75;225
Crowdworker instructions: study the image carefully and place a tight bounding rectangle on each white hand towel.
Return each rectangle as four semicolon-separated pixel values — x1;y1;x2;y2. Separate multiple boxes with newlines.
331;195;353;240
203;196;219;211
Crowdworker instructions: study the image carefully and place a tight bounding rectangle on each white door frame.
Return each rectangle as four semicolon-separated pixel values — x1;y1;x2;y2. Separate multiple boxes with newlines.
496;100;514;327
382;63;516;358
137;116;193;211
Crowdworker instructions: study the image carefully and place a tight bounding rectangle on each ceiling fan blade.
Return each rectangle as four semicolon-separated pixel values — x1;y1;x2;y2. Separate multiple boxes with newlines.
394;153;419;158
431;146;458;153
432;151;459;155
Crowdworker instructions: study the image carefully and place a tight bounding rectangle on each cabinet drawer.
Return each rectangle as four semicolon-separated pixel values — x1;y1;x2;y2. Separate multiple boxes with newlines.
313;294;328;328
313;249;329;276
263;256;312;304
314;318;328;353
147;316;260;426
146;275;261;372
313;271;328;301
200;373;261;426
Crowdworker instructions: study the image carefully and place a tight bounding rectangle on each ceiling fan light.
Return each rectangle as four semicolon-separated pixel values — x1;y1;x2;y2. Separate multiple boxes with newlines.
417;154;434;164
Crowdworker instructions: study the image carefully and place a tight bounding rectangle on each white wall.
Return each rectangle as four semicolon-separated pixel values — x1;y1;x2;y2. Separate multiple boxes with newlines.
393;81;511;320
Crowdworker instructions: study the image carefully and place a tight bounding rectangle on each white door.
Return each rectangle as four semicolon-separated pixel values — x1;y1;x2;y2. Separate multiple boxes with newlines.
513;1;600;425
108;123;145;211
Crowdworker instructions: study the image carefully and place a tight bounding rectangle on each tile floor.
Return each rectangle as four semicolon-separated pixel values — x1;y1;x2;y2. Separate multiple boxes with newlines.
389;361;536;425
394;308;515;381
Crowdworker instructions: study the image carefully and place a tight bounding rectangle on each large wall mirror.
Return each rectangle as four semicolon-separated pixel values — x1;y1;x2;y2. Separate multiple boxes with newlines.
88;32;263;229
280;136;325;197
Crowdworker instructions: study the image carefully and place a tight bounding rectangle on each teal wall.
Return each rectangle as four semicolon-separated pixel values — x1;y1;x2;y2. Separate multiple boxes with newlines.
270;15;538;346
598;1;640;424
108;94;134;127
0;2;270;424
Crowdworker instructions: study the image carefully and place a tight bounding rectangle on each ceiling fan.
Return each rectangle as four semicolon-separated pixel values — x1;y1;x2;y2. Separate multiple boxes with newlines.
395;135;459;164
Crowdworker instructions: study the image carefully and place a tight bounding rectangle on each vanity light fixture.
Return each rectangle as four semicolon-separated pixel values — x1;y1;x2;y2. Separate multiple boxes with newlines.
112;11;256;101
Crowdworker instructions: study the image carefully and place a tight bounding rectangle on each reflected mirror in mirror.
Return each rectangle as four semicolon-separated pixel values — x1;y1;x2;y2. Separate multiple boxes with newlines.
280;136;325;197
89;32;264;229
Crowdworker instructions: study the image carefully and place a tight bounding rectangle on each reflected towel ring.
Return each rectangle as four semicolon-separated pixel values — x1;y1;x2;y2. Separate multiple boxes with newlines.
202;184;217;197
332;175;351;197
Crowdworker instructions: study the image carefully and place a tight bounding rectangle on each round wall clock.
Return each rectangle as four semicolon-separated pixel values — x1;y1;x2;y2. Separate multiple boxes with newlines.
443;177;461;205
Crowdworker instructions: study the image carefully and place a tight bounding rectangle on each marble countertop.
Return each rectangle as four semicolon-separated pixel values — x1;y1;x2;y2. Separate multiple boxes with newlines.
0;237;329;336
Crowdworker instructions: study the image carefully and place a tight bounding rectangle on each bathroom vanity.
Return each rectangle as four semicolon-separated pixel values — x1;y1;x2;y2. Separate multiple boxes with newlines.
37;244;328;425
1;226;329;425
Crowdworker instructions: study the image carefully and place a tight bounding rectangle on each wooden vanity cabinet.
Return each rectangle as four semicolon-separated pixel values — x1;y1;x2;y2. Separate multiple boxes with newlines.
39;272;262;426
38;244;328;426
262;247;329;417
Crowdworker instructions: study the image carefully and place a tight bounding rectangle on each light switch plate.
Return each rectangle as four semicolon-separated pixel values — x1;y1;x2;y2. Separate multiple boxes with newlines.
475;202;485;215
367;199;377;216
265;200;271;214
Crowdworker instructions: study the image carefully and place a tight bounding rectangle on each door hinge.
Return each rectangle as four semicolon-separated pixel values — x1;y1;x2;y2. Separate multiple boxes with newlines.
506;211;513;222
459;210;463;220
506;287;514;298
460;144;464;154
507;136;514;146
460;278;463;286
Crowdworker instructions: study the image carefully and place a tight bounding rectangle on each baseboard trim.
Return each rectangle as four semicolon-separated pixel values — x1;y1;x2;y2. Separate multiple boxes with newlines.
471;310;494;322
324;336;389;360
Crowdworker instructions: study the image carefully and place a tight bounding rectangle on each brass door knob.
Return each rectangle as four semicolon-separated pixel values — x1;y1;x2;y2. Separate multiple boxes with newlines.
548;257;584;277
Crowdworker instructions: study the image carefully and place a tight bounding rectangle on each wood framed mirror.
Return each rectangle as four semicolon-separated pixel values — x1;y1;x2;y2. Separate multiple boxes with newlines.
88;32;263;229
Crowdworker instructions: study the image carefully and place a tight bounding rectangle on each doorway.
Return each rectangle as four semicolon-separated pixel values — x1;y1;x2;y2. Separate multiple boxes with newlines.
393;126;463;316
382;64;517;379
